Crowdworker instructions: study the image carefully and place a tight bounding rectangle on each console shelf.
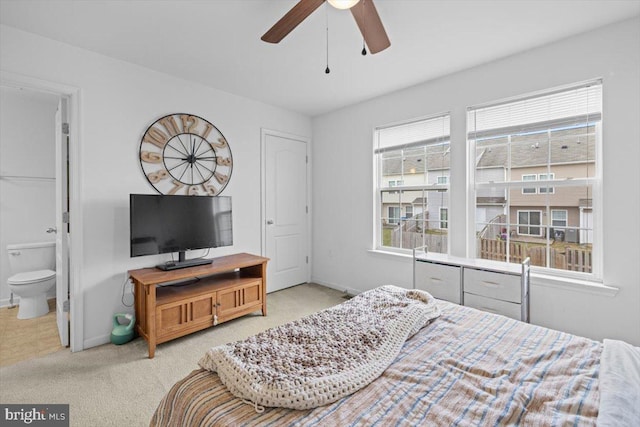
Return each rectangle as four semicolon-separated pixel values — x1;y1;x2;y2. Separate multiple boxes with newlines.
129;253;268;358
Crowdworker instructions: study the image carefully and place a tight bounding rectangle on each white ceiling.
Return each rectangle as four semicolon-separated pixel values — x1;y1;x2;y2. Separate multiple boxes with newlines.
1;0;638;117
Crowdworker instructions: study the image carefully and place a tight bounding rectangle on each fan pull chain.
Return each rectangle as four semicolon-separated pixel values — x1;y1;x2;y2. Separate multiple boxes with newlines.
325;3;331;74
361;0;367;55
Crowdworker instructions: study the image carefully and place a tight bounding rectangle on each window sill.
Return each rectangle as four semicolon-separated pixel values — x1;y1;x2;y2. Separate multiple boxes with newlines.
369;248;619;297
532;273;619;297
368;248;412;260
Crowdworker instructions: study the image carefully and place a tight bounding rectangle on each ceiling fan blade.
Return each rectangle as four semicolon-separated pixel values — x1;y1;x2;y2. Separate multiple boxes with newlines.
350;0;390;54
261;0;326;44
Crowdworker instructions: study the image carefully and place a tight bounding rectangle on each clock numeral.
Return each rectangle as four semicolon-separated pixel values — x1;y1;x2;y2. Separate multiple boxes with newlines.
211;137;227;149
214;172;228;185
201;123;213;140
180;115;199;133
141;151;162;164
216;157;232;167
202;184;219;196
159;116;180;138
167;180;185;195
188;185;201;195
147;169;169;183
143;127;169;148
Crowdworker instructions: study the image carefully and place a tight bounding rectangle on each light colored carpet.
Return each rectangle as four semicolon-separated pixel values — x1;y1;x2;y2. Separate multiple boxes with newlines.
0;283;346;427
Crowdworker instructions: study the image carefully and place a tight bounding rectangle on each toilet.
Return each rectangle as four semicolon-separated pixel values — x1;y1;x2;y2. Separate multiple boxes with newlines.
6;242;56;319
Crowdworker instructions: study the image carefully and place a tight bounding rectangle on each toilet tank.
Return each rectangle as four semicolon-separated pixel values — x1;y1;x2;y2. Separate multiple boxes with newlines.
6;242;56;274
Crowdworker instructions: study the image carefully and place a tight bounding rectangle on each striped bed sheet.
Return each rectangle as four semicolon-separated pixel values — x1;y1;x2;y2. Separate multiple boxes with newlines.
151;300;601;426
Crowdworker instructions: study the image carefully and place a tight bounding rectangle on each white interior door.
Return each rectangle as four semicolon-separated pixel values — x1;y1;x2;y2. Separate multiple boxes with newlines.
55;99;69;347
264;132;309;293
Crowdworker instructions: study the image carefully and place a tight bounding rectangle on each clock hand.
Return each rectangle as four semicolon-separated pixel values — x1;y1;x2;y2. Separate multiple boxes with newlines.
193;137;205;156
163;156;190;161
189;139;195;185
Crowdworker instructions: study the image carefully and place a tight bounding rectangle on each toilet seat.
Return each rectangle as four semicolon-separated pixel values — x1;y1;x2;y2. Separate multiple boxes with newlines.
8;269;56;285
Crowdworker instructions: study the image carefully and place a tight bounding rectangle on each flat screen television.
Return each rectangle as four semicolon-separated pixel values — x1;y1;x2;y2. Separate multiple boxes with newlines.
130;194;232;270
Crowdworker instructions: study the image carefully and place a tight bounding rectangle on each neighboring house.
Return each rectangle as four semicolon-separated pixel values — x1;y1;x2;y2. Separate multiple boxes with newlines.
381;143;450;229
476;124;595;245
382;124;595;246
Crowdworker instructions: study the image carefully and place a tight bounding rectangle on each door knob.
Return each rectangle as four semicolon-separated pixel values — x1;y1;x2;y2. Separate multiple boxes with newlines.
46;227;57;233
266;219;274;225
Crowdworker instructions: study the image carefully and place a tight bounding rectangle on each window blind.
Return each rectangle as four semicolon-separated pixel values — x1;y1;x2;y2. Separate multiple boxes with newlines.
467;81;602;136
376;115;450;151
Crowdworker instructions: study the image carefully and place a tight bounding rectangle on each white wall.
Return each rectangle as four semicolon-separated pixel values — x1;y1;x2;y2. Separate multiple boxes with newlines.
311;18;640;346
0;24;312;349
0;86;59;305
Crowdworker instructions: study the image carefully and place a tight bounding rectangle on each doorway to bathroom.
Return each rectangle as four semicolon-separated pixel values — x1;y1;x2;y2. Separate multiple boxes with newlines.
0;76;79;364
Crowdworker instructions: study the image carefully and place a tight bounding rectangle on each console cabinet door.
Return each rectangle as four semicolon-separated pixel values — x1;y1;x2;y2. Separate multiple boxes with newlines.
156;293;216;341
414;261;461;304
216;280;263;323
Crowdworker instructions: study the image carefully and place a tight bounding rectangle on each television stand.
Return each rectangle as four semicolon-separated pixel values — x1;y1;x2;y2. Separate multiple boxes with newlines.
130;253;269;358
156;258;212;271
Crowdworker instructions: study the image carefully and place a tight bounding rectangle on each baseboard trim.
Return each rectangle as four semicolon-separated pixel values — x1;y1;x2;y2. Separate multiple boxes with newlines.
0;296;18;308
83;334;111;350
0;295;56;309
312;280;361;297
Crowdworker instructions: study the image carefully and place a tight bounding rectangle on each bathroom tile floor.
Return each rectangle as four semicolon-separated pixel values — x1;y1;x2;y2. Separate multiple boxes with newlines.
0;299;65;367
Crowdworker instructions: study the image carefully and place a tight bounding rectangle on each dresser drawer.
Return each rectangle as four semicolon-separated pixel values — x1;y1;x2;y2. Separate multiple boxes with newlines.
415;261;461;304
463;268;521;303
464;293;522;321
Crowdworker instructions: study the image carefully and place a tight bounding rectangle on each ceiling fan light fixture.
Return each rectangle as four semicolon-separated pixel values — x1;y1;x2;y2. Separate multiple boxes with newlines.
327;0;360;10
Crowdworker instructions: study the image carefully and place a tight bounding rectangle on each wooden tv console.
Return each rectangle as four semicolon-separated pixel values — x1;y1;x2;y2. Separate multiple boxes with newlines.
129;253;268;358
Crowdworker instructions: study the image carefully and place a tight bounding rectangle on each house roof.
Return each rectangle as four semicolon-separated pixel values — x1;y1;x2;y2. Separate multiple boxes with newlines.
383;125;596;176
476;126;596;169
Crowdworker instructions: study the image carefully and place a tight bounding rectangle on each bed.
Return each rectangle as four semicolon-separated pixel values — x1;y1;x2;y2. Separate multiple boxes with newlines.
151;285;639;426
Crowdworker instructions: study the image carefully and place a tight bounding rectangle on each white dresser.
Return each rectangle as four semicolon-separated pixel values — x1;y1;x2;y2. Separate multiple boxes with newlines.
413;248;530;322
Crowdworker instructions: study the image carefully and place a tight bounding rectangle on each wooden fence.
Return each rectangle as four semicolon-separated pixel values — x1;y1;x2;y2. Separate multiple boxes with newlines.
391;230;449;254
479;238;592;273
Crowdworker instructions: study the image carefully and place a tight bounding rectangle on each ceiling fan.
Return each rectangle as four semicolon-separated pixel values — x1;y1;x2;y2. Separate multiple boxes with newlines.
261;0;391;54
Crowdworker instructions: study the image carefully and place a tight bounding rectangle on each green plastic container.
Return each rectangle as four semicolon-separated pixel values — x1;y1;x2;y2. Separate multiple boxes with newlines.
111;313;135;345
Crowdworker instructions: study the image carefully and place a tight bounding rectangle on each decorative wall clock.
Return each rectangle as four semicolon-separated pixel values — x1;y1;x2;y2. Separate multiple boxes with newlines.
139;113;232;196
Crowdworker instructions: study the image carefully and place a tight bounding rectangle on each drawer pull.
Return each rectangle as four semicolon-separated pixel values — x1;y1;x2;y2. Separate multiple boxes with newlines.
480;281;500;288
430;277;443;282
480;306;499;314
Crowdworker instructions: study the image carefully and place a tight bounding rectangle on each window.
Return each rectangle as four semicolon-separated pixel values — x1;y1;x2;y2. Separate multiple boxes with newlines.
538;173;555;194
405;205;413;218
388;206;401;224
517;210;542;236
375;114;450;253
468;81;601;278
522;174;537;194
440;208;448;229
551;209;567;227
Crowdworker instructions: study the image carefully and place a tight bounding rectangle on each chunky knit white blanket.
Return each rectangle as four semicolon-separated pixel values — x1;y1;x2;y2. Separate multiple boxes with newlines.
198;285;441;410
